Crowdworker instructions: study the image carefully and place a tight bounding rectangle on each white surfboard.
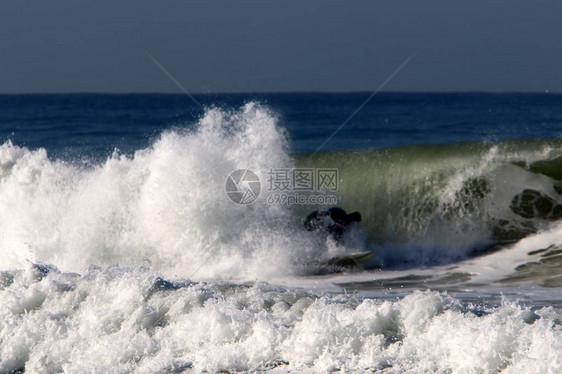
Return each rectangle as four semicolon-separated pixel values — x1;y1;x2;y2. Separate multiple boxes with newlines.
322;250;373;268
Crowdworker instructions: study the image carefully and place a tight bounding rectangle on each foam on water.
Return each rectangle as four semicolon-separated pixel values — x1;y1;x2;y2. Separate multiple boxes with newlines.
2;102;562;280
0;103;329;280
298;220;562;297
0;265;560;373
1;102;562;373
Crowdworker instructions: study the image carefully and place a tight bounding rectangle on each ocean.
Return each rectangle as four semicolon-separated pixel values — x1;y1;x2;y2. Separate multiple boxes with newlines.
0;93;561;373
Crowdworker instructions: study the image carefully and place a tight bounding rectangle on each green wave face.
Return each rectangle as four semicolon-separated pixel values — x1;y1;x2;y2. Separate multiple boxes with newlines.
295;139;562;256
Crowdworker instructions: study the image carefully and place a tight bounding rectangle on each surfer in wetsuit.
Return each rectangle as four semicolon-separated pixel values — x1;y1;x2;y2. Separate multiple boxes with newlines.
304;207;362;243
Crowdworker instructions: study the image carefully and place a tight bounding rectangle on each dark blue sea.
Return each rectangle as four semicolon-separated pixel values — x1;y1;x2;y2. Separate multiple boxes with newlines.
2;93;561;157
0;93;561;373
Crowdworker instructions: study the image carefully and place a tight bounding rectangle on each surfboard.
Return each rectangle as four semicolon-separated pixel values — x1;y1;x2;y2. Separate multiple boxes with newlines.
322;250;373;268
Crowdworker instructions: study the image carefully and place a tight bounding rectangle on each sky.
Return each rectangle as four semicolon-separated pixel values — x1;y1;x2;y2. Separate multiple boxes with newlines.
1;1;562;93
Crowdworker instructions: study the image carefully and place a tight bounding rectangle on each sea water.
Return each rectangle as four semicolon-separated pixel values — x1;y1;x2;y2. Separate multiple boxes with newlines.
0;93;561;373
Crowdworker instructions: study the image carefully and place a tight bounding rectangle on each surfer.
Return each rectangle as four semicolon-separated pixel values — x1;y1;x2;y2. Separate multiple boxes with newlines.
304;207;362;243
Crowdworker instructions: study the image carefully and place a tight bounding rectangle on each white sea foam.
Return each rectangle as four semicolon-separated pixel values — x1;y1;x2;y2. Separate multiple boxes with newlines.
2;103;562;280
1;103;562;373
0;103;328;280
0;265;560;373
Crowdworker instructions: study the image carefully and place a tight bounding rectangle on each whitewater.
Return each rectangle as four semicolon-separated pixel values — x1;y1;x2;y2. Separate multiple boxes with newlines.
1;102;561;373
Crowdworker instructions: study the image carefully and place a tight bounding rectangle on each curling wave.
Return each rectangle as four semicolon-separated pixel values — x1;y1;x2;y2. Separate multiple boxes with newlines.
1;102;562;278
297;139;562;265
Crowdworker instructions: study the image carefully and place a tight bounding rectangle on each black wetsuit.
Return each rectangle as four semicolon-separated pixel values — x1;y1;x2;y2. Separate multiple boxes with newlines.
304;207;361;242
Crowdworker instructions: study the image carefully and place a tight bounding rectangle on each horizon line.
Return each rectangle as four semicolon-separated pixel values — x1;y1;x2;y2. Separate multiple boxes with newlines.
0;90;559;96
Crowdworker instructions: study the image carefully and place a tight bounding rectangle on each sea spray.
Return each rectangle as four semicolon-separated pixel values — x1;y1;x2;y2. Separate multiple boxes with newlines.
0;265;560;373
0;103;322;279
2;103;562;277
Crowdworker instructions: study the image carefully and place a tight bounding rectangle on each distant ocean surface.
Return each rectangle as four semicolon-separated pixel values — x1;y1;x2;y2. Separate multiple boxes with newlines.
1;93;561;373
1;93;561;156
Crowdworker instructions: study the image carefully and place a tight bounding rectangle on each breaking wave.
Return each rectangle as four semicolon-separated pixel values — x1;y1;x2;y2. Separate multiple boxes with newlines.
1;102;562;279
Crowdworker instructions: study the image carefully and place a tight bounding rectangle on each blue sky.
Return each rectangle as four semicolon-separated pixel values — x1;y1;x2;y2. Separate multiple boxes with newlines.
2;1;561;93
